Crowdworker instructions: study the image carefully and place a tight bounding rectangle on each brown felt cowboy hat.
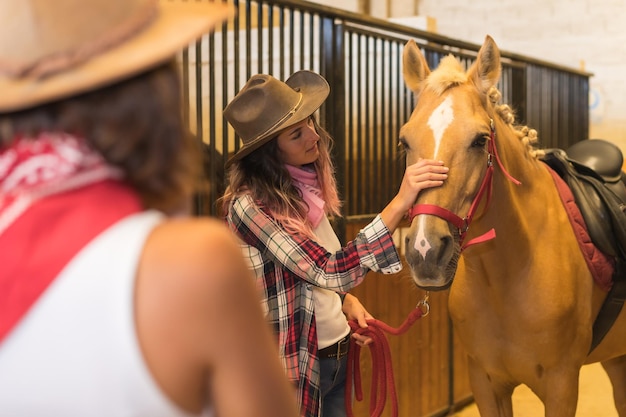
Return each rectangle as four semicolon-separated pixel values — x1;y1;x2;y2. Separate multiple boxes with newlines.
0;0;233;112
224;70;330;166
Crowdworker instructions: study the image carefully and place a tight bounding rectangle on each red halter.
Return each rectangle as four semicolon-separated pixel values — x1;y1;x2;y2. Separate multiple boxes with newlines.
407;119;521;251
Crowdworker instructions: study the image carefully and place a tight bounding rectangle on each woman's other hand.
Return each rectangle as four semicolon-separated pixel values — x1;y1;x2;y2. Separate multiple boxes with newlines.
342;293;374;347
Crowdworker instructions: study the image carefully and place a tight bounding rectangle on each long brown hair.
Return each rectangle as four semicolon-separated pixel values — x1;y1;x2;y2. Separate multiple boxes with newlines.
0;61;199;214
220;116;341;239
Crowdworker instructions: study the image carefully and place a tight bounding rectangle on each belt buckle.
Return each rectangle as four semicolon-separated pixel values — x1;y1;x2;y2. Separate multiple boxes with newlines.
335;334;349;359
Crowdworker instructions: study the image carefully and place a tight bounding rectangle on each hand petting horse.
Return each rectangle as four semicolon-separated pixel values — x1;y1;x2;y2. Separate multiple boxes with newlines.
400;35;626;417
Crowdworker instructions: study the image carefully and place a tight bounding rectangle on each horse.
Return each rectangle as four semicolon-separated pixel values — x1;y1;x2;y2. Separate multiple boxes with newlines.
399;35;626;416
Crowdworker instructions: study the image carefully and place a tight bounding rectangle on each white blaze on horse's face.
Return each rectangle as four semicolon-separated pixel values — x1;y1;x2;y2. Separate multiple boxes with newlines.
413;95;455;258
426;95;454;160
414;218;432;259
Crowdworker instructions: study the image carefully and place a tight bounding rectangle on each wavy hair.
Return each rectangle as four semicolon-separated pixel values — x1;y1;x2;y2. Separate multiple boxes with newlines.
220;116;341;239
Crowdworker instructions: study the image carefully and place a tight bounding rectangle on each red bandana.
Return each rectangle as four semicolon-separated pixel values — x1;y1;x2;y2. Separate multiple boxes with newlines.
0;134;142;344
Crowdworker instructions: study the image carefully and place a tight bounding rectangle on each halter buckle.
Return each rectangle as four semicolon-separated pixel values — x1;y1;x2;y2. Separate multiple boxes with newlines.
460;217;470;235
416;292;430;316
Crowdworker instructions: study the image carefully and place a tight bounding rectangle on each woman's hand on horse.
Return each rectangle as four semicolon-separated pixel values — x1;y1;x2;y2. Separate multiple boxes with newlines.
402;159;448;202
381;159;448;232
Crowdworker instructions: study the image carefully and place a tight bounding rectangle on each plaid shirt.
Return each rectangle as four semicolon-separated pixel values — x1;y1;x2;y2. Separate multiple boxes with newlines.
227;194;402;417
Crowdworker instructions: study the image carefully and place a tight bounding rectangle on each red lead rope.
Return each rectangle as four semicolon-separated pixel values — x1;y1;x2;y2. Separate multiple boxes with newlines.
345;301;428;417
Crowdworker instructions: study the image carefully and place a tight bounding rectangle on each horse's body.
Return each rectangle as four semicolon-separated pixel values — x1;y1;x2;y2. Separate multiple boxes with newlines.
400;35;626;416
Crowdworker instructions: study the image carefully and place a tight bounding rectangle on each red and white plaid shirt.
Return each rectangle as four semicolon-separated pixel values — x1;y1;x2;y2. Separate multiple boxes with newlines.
227;193;402;417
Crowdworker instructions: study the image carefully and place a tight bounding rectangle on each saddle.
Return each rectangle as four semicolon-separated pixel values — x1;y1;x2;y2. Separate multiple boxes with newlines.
541;139;626;353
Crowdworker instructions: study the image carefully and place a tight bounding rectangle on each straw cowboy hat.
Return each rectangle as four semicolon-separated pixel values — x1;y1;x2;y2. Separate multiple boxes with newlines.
0;0;233;112
224;70;330;166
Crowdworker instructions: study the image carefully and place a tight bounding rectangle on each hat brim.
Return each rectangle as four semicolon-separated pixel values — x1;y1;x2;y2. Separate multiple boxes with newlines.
0;2;233;112
225;71;329;167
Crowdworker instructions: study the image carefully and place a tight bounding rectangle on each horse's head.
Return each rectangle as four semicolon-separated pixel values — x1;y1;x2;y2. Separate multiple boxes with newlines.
400;35;503;290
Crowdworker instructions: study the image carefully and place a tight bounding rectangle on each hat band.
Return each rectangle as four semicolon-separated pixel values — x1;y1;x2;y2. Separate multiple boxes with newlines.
249;93;304;143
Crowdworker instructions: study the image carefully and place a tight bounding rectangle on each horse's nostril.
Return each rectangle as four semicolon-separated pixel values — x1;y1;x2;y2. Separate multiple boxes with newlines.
437;235;453;266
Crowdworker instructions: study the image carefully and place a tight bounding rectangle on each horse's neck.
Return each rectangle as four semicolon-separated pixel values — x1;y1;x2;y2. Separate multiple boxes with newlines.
471;148;565;273
459;155;594;314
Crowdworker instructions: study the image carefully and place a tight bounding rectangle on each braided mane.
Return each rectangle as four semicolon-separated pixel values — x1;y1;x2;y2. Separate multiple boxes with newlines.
487;86;545;159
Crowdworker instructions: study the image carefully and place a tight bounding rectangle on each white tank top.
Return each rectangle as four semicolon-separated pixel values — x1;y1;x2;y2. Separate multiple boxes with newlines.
312;216;351;349
0;211;208;417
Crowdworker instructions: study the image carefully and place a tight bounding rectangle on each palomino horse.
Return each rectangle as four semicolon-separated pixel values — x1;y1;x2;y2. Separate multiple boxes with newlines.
400;35;626;416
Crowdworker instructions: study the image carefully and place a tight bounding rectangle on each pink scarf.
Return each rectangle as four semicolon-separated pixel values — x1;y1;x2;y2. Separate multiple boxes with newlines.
285;164;325;228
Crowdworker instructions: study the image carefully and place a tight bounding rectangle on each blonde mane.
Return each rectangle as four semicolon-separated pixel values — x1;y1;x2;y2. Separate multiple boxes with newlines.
487;86;545;159
424;55;468;96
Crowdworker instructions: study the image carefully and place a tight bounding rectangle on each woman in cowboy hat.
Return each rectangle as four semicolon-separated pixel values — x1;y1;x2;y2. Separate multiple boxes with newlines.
0;1;298;416
220;70;449;417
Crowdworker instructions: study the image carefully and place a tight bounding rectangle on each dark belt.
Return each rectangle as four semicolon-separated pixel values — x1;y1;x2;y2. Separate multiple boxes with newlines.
318;333;351;359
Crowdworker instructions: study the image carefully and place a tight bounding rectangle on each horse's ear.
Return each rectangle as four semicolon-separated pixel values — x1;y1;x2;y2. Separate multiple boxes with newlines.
468;35;501;94
402;39;431;94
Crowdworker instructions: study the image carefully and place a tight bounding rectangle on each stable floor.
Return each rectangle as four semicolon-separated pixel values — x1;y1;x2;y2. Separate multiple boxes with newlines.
450;363;617;416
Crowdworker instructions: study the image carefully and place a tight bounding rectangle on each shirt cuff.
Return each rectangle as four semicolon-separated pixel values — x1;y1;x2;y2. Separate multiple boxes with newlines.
361;215;402;274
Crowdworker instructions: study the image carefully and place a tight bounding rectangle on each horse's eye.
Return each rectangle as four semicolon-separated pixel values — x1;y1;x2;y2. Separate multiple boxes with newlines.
398;138;410;151
471;135;488;148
